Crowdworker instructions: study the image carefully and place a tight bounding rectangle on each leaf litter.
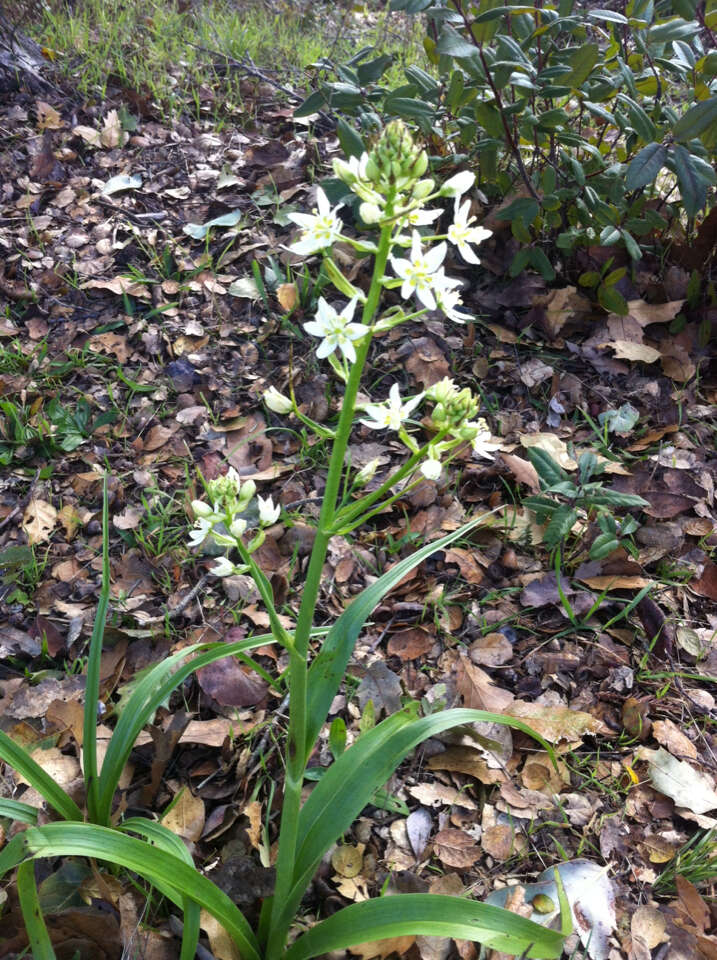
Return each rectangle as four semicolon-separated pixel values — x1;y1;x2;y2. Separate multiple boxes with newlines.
0;35;716;960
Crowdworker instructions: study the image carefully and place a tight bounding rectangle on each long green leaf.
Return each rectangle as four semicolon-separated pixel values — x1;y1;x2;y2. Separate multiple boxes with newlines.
84;474;111;822
278;708;553;936
96;633;284;823
0;823;261;960
284;894;565;960
305;512;496;756
0;797;39;824
0;730;82;822
120;818;200;960
16;860;57;960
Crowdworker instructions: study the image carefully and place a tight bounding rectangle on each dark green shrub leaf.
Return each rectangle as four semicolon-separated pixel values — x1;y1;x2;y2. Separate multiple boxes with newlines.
587;8;628;23
648;18;700;44
598;284;628;314
357;55;393;85
625;142;667;189
383;96;436;122
590;533;620;560
670;143;708;217
336;119;365;160
672;95;717;142
526;448;569;487
500;197;540;226
544;506;579;548
565;42;600;87
294;90;327;118
436;24;477;57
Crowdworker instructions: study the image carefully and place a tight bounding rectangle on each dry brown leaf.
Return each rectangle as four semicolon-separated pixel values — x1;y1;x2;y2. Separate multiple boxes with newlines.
243;800;263;850
433;828;480;868
652;719;697;759
36;100;63;130
112;505;144;530
610;340;661;363
387;627;434;661
160;787;205;842
519;433;577;470
142;424;175;452
631;905;667;950
427;746;506;784
83;277;151;299
276;282;298;311
500;453;540;492
481;824;525;859
23;498;57;544
455;659;514;712
331;844;365;878
469;633;513;667
507;701;609;743
348;936;415;960
201;911;242;960
628;299;684;327
88;331;131;362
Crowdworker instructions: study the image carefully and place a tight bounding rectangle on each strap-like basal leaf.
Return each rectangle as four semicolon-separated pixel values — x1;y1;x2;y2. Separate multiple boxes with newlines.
0;730;82;822
0;823;260;960
284;894;565;960
277;708;552;935
305;513;493;756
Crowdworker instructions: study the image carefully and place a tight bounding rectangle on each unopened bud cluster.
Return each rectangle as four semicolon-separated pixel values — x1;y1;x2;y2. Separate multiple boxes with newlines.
427;378;479;430
188;467;281;577
365;120;429;193
333;120;435;226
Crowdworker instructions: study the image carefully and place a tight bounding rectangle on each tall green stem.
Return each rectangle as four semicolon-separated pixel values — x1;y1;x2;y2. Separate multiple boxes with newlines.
264;218;395;960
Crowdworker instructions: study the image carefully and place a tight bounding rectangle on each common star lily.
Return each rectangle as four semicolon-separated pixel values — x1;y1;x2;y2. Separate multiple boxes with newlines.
447;200;492;264
303;296;365;363
287;187;343;255
390;231;448;310
360;383;423;432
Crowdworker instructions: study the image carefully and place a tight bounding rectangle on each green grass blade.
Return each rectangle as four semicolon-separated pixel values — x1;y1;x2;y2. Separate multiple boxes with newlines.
284;894;565;960
96;634;279;824
3;823;261;960
16;860;57;960
0;730;82;822
305;512;494;756
277;708;551;936
0;797;39;824
83;473;111;822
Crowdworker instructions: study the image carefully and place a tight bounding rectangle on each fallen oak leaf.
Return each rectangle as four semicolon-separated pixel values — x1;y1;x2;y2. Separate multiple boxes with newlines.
23;498;57;544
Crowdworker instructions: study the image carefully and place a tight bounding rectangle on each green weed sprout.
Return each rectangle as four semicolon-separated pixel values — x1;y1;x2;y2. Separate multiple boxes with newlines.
0;122;570;960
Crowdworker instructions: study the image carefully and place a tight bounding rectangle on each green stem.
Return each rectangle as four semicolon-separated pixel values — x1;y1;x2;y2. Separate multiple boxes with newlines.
264;217;395;960
84;474;111;824
332;430;450;532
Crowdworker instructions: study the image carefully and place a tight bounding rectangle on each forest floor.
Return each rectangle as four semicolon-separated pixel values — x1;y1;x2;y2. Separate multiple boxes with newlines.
1;6;717;959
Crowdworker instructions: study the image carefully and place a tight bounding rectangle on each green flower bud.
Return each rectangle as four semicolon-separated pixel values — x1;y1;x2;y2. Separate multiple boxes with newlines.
412;178;435;200
360;201;383;224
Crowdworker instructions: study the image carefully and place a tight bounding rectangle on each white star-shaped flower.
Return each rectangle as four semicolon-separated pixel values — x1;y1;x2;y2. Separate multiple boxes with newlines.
287;187;343;255
390;231;448;310
469;419;501;460
257;495;281;527
420;456;442;480
441;170;475;198
211;556;237;577
447;200;492;265
436;284;472;324
399;206;442;229
360;383;423;432
188;515;214;549
303;296;365;363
